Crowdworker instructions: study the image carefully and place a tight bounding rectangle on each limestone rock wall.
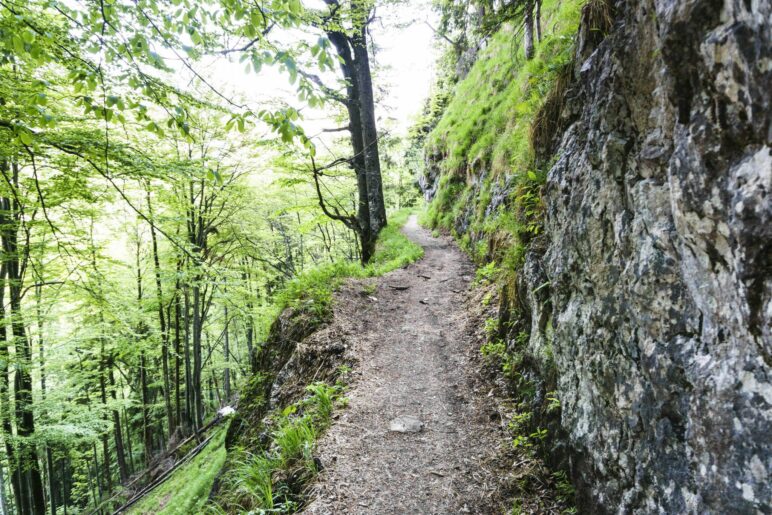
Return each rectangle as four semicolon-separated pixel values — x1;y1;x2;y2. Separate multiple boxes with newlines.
538;0;770;511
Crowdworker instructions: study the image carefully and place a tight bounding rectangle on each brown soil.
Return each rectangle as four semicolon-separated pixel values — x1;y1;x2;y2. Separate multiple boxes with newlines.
303;216;516;514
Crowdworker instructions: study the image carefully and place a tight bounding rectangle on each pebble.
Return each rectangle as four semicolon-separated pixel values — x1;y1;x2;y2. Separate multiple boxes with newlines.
389;416;424;433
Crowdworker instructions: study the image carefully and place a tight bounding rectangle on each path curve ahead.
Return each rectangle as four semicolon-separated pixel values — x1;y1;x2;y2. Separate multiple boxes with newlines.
304;215;506;514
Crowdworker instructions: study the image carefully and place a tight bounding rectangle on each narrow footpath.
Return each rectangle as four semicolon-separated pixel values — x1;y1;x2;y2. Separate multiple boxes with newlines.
304;216;509;514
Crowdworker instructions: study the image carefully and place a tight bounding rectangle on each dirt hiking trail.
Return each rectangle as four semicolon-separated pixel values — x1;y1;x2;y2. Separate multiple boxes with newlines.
304;215;510;514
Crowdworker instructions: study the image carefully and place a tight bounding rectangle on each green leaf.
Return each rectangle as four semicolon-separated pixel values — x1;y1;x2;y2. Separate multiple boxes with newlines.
12;35;24;54
19;131;33;145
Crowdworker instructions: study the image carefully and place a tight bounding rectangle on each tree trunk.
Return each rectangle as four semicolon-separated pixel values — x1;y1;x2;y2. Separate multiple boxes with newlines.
0;458;9;515
524;1;535;60
223;306;230;403
174;290;183;432
192;284;203;429
36;282;58;515
146;189;174;438
535;0;543;42
183;288;193;431
325;29;376;263
108;369;129;484
350;20;387;235
139;353;153;466
2;160;46;515
98;360;113;495
0;251;24;515
122;405;135;474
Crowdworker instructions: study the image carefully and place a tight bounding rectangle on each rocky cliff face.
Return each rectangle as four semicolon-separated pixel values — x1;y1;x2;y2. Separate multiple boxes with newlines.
426;0;771;511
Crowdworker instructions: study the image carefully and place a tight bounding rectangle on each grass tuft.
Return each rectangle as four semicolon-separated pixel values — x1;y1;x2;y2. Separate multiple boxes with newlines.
213;382;346;513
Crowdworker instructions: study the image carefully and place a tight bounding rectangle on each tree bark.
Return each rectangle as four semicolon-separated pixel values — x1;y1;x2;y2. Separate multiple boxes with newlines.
139;353;153;466
325;29;376;263
174;288;183;431
98;358;113;495
350;16;387;234
146;189;174;437
2;161;46;515
535;0;542;42
108;369;129;484
192;284;203;429
223;306;230;403
183;288;193;431
524;1;535;59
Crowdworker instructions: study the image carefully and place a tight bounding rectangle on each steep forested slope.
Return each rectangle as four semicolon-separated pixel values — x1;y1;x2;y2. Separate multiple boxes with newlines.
421;0;770;512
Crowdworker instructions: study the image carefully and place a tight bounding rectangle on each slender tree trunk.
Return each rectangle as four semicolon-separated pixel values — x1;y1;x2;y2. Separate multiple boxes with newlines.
174;291;183;433
98;347;113;496
223;306;230;403
192;285;203;430
146;189;174;437
90;445;102;503
0;458;9;515
0;253;24;515
108;369;128;484
122;406;135;474
60;459;68;515
350;5;387;234
36;282;57;515
241;267;256;374
3;161;46;515
183;288;193;431
535;0;543;42
524;1;535;59
139;353;153;466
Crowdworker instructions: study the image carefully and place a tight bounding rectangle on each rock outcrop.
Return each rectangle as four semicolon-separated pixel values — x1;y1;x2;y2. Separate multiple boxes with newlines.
426;0;771;511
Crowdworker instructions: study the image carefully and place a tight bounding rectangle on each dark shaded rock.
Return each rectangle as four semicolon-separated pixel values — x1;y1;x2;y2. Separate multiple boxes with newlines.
534;0;771;511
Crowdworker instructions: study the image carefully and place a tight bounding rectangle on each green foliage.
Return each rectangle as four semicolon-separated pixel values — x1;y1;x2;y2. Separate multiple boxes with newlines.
258;208;424;339
553;470;576;503
129;427;228;515
475;262;500;285
365;209;425;275
546;391;561;413
214;382;345;513
424;0;584;271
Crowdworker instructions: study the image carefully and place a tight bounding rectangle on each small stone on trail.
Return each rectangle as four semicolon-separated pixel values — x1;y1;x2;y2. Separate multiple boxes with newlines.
389;416;424;433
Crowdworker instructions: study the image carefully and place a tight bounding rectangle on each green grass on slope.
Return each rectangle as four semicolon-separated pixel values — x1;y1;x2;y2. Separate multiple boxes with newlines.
257;207;424;332
425;0;584;267
128;426;227;515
